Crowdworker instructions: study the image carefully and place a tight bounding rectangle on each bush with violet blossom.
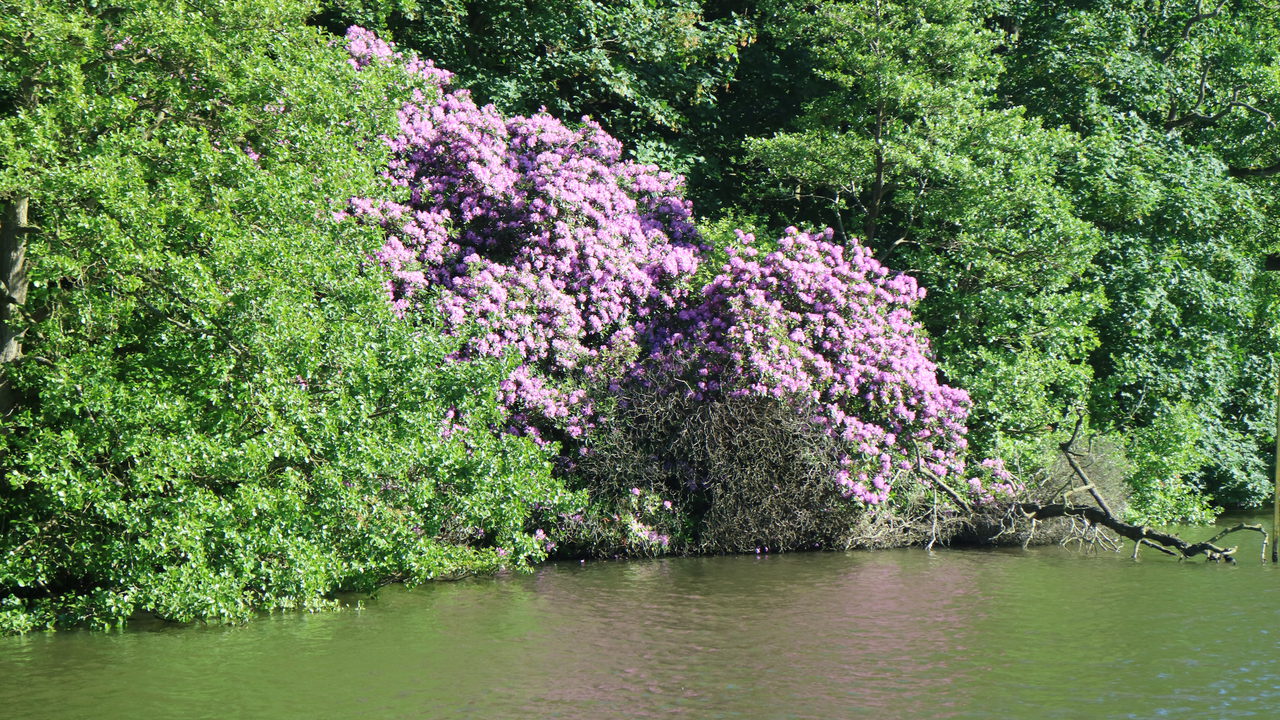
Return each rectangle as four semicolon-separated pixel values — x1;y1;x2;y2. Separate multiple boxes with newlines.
580;226;1020;551
345;26;704;448
347;26;1017;552
650;226;977;505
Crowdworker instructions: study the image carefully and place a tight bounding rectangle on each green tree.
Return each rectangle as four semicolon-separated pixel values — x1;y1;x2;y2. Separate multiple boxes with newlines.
319;0;750;174
0;0;574;633
1001;0;1280;515
739;0;1103;476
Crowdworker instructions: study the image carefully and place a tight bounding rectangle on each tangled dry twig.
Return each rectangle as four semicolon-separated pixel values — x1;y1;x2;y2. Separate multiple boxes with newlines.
989;411;1268;563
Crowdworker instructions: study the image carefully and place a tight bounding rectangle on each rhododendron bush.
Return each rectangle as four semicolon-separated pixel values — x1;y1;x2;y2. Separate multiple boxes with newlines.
344;27;702;446
346;27;1015;536
651;227;979;505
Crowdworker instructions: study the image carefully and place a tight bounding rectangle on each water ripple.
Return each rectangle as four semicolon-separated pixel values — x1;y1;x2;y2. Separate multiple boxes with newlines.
3;542;1279;719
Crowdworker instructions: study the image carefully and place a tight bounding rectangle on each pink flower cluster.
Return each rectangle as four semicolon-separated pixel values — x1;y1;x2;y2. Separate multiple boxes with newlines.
650;228;972;504
345;27;701;442
345;26;453;85
346;28;1013;505
971;457;1022;504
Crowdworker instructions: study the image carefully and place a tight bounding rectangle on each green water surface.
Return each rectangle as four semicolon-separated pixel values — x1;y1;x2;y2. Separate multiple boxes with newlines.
3;520;1279;719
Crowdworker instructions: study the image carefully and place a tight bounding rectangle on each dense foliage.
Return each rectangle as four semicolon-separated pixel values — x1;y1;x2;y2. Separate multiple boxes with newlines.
319;0;749;174
349;29;999;551
6;0;1280;632
0;1;576;633
1000;0;1280;519
363;0;1275;522
738;0;1103;486
345;26;703;444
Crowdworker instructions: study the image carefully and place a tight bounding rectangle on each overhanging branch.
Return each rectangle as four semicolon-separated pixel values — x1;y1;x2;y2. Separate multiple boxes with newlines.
1158;0;1230;64
1011;502;1263;562
1229;160;1280;178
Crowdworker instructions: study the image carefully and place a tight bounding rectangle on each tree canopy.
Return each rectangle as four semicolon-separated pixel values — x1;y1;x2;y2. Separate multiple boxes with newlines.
5;0;1280;632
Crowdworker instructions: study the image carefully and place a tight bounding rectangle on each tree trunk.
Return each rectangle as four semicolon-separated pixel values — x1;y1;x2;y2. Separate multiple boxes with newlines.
1;196;30;419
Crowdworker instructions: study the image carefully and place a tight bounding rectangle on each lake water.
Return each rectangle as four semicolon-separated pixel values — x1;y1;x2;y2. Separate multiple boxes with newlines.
4;518;1280;719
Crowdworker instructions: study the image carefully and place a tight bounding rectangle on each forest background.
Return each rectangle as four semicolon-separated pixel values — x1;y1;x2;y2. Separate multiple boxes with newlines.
3;0;1279;631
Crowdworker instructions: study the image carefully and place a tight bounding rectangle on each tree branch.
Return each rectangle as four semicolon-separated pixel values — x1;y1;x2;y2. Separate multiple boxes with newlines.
1014;502;1255;562
992;408;1267;563
1058;411;1117;519
1229;160;1280;178
1166;86;1275;132
1158;0;1230;64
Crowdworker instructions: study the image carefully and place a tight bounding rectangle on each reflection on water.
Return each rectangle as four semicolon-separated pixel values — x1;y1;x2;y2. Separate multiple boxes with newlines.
4;521;1280;719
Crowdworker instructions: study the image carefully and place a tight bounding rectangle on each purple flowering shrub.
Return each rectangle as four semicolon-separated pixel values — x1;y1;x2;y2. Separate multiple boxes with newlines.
972;457;1020;504
343;27;702;446
345;28;1018;551
648;227;978;505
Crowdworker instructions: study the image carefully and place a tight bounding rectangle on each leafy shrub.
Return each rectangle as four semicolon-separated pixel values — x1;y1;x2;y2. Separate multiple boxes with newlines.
649;226;978;505
1121;404;1220;525
0;2;576;633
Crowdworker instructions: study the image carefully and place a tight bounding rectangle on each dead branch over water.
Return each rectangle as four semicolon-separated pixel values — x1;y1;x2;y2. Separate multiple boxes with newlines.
970;411;1269;563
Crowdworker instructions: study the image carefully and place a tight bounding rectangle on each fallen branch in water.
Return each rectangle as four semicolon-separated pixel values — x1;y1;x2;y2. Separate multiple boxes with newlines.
1007;502;1265;563
1024;411;1268;562
936;409;1269;562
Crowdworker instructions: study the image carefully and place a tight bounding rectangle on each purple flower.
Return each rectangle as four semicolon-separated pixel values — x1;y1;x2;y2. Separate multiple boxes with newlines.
346;28;984;508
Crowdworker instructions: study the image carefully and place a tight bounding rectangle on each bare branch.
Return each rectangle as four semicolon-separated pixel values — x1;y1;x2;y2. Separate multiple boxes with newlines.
1158;0;1230;64
1166;86;1276;131
1206;523;1269;562
1133;537;1180;559
1057;409;1117;518
1013;502;1266;563
1166;59;1212;128
1229;160;1280;178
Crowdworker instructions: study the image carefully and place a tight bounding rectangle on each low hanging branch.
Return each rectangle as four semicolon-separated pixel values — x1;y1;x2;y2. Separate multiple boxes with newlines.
1229;160;1280;178
1011;502;1266;563
1029;412;1267;562
937;410;1269;563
